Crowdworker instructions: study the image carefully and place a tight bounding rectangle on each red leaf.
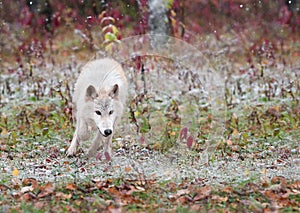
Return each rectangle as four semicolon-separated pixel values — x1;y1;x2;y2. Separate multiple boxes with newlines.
96;152;102;160
186;135;193;149
104;152;111;161
135;56;142;70
180;127;188;140
140;136;145;144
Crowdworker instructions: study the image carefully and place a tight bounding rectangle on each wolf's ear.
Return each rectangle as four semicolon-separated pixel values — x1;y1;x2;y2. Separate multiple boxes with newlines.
109;84;119;99
86;85;97;101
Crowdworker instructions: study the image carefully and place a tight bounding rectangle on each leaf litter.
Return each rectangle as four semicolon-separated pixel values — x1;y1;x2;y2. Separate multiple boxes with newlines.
1;21;300;213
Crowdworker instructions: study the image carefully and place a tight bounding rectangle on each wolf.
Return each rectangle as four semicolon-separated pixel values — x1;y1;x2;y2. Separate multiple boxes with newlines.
66;58;128;159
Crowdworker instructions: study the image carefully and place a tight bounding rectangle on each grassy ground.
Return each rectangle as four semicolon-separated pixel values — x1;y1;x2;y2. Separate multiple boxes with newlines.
1;16;300;212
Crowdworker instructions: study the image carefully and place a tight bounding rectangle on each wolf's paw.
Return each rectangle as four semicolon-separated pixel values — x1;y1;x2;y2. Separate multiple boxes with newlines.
66;146;77;157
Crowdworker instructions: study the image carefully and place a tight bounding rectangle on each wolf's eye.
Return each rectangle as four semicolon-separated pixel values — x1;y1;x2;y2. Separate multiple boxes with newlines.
109;110;114;115
95;110;101;116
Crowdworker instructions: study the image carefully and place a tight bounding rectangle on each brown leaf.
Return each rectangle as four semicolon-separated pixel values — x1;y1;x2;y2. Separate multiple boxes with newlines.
264;190;278;201
177;195;191;204
289;180;300;190
271;176;287;187
34;201;47;209
226;139;233;146
230;145;239;152
69;203;84;212
212;195;228;203
124;184;145;196
0;184;10;191
168;188;190;202
125;167;132;173
20;192;36;201
55;192;72;200
107;204;122;213
21;185;34;193
263;205;274;213
22;178;39;190
107;186;121;197
38;182;55;198
65;182;77;191
167;182;177;192
222;185;233;193
176;189;190;197
11;178;21;189
190;204;202;212
193;185;211;201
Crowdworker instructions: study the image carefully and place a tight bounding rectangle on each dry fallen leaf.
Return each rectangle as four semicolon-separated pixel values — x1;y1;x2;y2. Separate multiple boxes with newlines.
264;190;278;201
55;192;72;200
212;195;228;202
12;168;19;177
176;189;190;197
21;185;34;193
226;139;233;146
65;182;77;191
38;182;55;198
11;178;21;189
193;185;211;201
222;185;233;193
125;167;132;173
289;180;300;190
271;176;287;187
20;192;36;201
22;178;39;190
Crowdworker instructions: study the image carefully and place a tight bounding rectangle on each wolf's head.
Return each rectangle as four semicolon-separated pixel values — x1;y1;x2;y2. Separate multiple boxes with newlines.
85;84;122;137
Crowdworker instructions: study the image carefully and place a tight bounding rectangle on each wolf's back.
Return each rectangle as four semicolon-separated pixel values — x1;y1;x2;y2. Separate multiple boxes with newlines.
73;58;127;106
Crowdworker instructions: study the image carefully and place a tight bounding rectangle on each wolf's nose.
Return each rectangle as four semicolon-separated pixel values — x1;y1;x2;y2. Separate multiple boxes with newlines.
104;129;112;136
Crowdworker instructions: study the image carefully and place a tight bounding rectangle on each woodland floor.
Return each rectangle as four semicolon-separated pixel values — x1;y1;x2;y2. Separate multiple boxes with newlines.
0;20;300;212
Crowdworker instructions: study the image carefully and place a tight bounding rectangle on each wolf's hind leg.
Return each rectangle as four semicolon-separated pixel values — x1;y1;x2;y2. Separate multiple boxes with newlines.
87;132;102;158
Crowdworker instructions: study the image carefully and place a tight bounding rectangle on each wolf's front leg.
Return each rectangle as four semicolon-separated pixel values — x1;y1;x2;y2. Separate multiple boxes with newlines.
66;119;88;157
103;134;113;160
66;130;79;157
87;131;103;158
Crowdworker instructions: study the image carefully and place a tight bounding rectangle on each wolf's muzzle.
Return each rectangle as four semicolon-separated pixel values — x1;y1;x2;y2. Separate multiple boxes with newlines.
104;129;112;137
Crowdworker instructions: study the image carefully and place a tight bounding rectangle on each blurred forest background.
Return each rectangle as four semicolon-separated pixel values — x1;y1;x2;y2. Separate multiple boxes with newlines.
1;0;300;35
1;0;299;64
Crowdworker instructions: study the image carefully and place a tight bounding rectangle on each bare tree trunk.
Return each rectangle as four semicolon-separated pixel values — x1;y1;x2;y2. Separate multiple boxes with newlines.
148;0;169;48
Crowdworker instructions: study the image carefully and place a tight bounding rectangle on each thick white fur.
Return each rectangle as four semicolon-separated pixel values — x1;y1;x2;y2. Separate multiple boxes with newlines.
66;58;127;158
